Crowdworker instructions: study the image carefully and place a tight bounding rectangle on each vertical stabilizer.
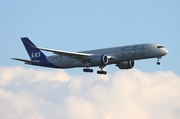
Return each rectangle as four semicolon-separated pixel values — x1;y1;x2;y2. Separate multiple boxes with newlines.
21;37;46;61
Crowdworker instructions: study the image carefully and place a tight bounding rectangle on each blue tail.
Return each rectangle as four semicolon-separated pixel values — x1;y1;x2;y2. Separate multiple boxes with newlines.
21;37;46;61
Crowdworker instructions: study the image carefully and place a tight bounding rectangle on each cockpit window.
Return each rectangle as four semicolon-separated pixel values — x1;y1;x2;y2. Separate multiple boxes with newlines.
157;46;164;48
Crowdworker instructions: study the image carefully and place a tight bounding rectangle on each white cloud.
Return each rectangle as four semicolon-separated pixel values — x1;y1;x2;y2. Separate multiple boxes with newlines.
0;66;71;86
0;66;180;119
64;95;100;119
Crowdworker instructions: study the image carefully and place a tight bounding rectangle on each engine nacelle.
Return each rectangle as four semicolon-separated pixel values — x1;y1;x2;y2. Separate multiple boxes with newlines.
90;54;108;66
116;60;135;69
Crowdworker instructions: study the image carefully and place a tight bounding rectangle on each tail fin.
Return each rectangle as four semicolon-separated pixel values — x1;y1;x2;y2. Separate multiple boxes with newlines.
21;37;46;60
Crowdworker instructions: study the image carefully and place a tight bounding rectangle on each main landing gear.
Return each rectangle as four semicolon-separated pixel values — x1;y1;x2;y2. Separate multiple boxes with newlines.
97;70;107;75
83;66;107;75
157;57;161;65
83;68;93;73
97;66;107;75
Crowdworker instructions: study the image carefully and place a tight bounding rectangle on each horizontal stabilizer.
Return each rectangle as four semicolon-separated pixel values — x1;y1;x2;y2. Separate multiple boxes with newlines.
11;58;38;64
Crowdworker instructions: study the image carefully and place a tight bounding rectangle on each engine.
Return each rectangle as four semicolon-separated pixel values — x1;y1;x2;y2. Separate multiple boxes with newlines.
116;60;135;69
90;54;108;66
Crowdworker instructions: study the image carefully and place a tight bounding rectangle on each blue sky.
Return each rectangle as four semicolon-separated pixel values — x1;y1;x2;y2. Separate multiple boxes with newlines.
1;0;180;75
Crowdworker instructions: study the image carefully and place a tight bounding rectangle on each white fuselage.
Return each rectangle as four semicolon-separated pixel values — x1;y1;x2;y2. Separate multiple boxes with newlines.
45;43;168;68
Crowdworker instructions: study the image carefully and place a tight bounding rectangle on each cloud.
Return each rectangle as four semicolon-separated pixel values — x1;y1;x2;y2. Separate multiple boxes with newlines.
0;66;180;119
0;66;71;86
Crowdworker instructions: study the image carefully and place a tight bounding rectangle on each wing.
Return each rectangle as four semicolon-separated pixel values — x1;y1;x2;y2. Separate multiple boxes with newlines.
23;41;93;60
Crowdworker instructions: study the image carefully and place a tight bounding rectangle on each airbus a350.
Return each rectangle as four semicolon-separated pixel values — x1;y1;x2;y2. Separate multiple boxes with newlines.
12;37;168;75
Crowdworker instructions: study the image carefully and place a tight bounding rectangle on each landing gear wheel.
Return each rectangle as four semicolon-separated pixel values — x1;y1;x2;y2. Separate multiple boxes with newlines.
83;68;93;73
97;70;107;75
157;62;160;65
104;71;107;75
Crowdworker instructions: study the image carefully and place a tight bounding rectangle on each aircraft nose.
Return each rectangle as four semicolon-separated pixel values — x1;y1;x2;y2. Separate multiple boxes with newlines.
163;48;169;55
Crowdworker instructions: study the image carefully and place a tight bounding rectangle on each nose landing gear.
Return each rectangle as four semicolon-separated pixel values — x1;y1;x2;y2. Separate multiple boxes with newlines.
157;57;161;65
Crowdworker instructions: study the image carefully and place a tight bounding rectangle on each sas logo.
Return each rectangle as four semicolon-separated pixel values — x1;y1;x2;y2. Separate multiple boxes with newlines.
31;52;41;58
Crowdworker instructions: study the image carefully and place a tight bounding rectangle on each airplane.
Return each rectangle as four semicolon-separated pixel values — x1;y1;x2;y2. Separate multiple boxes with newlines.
12;37;169;75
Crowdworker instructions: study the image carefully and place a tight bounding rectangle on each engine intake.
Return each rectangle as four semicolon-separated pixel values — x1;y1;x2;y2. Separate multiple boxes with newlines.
90;54;108;66
116;60;135;69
